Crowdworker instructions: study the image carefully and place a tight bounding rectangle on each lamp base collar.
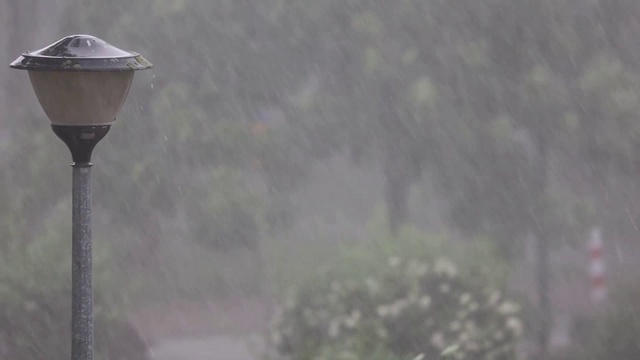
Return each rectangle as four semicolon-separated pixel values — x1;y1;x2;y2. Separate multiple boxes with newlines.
51;125;111;166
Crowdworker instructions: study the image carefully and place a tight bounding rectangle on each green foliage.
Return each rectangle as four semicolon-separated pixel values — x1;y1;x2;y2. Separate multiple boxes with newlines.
187;167;263;251
268;252;522;360
557;279;640;360
0;290;146;360
357;213;510;287
0;200;146;359
264;212;515;359
264;211;510;300
578;52;640;175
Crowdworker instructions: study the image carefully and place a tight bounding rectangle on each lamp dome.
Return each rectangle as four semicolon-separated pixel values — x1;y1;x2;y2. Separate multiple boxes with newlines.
10;35;152;126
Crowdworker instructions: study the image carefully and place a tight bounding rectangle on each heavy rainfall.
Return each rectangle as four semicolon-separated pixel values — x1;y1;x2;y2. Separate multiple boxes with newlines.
1;1;639;359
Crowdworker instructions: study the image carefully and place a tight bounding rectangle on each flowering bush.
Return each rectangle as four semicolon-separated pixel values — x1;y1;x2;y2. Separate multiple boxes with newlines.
268;256;523;360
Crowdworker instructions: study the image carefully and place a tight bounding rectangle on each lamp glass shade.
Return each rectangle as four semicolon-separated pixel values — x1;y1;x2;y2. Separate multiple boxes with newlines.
28;70;134;125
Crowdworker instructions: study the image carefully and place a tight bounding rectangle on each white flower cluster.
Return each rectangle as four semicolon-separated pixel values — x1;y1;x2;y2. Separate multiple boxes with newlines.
434;257;458;278
269;256;523;360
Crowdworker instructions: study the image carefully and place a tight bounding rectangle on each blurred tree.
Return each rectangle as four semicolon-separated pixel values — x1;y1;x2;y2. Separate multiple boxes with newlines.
441;1;640;356
269;0;449;234
58;0;314;256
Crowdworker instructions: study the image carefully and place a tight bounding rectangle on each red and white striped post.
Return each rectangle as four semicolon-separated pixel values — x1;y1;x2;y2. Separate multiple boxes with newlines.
588;227;606;303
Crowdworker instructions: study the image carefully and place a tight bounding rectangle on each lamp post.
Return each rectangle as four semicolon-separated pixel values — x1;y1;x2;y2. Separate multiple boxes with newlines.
10;35;152;360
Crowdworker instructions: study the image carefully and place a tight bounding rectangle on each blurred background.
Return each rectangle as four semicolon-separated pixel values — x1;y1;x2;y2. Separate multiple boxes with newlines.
2;1;640;359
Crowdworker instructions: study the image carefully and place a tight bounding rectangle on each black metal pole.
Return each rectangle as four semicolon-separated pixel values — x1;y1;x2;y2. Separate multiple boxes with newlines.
71;163;93;360
52;125;110;360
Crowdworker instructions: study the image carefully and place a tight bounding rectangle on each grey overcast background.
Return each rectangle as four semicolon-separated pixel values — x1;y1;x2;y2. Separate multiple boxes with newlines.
2;1;640;359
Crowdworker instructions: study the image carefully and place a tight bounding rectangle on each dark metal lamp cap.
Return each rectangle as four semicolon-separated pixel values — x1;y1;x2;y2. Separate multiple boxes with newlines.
9;34;153;72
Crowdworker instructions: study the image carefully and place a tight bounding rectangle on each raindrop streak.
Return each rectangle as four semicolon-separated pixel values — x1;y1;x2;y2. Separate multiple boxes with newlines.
626;208;638;231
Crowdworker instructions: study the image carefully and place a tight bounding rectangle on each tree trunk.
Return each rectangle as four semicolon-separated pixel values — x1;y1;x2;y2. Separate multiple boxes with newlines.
532;133;551;360
534;230;551;358
378;77;415;236
384;147;412;236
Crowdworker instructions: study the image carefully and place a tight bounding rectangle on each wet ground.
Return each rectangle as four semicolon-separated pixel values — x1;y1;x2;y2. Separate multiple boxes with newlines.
130;299;269;360
148;335;263;360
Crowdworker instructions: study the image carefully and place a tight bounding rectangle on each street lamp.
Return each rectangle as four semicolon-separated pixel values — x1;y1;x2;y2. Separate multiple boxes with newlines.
10;35;152;360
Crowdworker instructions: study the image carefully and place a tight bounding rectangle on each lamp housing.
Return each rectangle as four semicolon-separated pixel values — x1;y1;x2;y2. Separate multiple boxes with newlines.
10;34;152;126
